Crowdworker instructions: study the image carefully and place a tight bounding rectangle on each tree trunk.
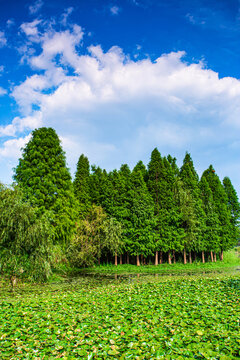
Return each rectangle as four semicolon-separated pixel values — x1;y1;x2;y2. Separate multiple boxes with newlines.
189;251;192;264
137;255;140;266
120;254;122;265
160;251;163;264
141;254;143;265
115;274;118;280
210;251;214;262
127;252;129;264
173;250;176;264
202;250;205;264
168;251;172;264
10;276;17;292
98;257;100;265
155;251;158;266
214;252;217;262
115;253;118;266
194;252;197;262
183;248;187;264
220;250;223;261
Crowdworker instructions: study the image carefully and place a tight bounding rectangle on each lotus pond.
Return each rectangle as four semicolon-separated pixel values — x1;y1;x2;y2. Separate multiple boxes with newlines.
0;272;240;359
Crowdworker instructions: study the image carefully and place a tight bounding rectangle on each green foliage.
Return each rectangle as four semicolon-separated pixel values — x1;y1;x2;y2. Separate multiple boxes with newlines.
0;184;53;284
73;154;91;217
14;127;76;245
0;274;239;359
128;168;155;256
202;166;234;251
223;176;240;230
67;205;123;267
199;176;221;252
179;152;205;252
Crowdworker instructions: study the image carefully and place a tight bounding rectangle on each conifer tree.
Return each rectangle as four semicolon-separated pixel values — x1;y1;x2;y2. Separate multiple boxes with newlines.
179;152;205;262
14;127;76;245
128;166;155;265
108;165;132;264
147;148;163;265
133;160;148;182
223;177;240;227
201;165;233;259
199;176;220;261
73;154;91;217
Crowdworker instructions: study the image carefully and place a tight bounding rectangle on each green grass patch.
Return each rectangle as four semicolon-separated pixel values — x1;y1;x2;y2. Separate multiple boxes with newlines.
0;272;240;359
78;248;240;275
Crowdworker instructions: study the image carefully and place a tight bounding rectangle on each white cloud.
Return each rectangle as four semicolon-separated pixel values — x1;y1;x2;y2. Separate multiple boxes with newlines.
61;7;74;26
0;112;42;137
1;18;240;193
0;87;7;96
110;6;120;15
0;134;32;159
0;32;7;47
29;0;44;15
20;19;42;40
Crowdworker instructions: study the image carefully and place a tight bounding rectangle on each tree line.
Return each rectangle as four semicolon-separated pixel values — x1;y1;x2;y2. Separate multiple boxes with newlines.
0;127;239;284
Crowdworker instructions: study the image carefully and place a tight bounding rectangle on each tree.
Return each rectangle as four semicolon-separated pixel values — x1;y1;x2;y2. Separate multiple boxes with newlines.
0;184;53;289
223;177;240;228
179;153;205;262
199;176;220;261
67;205;123;267
73;154;91;217
147;148;163;265
201;166;233;259
128;167;155;265
14;127;76;245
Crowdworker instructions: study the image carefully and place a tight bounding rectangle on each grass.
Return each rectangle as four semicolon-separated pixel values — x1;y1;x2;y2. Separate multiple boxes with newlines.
77;248;240;276
0;272;240;359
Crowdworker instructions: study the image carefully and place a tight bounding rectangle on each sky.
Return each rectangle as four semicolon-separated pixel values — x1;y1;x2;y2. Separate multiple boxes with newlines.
0;0;240;196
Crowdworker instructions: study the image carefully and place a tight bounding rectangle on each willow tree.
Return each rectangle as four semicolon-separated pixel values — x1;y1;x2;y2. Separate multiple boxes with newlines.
0;184;53;288
14;127;76;245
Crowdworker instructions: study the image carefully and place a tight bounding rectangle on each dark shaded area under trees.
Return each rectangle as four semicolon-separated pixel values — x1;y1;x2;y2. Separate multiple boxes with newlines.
0;127;239;282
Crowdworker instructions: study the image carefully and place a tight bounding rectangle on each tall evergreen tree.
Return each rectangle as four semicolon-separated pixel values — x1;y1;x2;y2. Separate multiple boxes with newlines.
179;152;205;262
73;154;91;217
199;176;220;261
14;127;76;245
147;148;163;265
148;149;182;264
201;165;233;258
133;160;148;182
223;176;240;246
223;177;240;227
129;166;155;265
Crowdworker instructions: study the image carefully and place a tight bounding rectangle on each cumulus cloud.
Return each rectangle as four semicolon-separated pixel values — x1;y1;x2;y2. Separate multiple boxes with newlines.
0;134;32;158
1;18;240;191
29;0;44;15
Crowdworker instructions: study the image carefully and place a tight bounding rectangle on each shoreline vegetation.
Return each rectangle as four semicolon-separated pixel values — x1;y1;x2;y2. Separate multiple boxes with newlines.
1;127;240;289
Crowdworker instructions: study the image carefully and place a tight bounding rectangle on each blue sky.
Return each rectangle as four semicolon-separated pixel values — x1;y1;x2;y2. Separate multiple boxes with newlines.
0;0;240;195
